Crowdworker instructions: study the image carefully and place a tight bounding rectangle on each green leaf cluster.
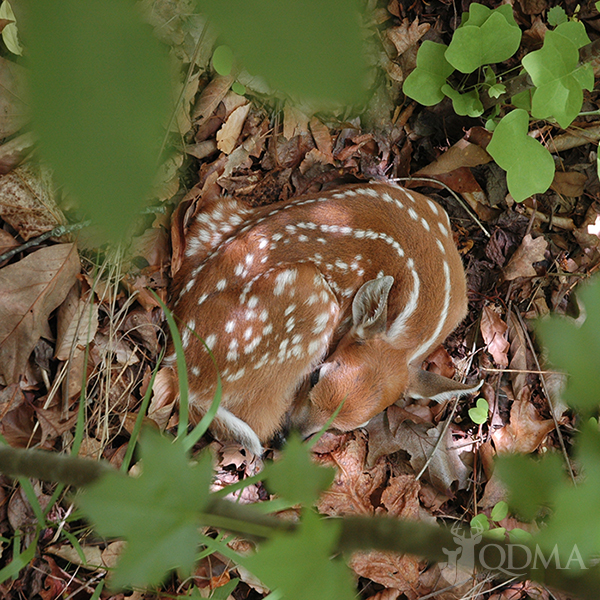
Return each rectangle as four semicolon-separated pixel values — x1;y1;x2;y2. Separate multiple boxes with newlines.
403;3;597;203
522;21;593;129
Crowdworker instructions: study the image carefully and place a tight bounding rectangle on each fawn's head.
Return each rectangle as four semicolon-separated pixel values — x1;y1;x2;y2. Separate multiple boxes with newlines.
290;276;410;437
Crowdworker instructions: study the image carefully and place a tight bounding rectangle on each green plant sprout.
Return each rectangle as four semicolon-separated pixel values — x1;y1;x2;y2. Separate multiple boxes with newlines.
470;501;532;543
469;398;489;425
403;3;595;202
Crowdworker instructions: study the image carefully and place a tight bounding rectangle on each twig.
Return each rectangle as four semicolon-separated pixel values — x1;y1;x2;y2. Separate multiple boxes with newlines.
0;220;91;263
393;176;491;238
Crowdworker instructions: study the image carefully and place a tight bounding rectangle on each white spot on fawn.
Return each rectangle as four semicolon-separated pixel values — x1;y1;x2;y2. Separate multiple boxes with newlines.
284;304;296;316
259;309;269;321
225;320;235;333
216;279;227;291
438;222;449;237
313;312;330;334
204;334;217;350
262;323;273;335
274;269;297;295
244;327;253;340
247;295;259;308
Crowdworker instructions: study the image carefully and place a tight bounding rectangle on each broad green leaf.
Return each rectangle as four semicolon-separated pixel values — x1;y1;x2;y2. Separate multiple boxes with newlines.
511;89;533;111
491;501;509;522
535;423;600;563
486;109;555;201
441;85;483;117
232;82;246;95
0;1;22;55
77;430;213;588
535;277;600;413
445;5;521;73
24;0;171;242
468;398;489;424
495;452;566;521
242;510;354;600
212;45;234;76
547;5;567;26
509;528;533;544
263;434;335;505
470;514;490;531
402;41;454;106
197;0;367;105
522;21;592;129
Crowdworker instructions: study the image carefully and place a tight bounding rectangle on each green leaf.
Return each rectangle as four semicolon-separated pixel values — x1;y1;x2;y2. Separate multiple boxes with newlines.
495;452;566;521
24;0;171;242
522;21;592;129
509;528;533;544
441;85;483;117
470;513;490;531
488;83;506;99
242;510;354;600
535;278;600;413
402;41;454;106
445;5;521;73
231;82;246;95
535;423;600;563
77;430;213;589
486;109;555;201
197;0;367;105
491;500;509;522
511;89;533;111
212;45;234;76
483;527;506;540
468;398;489;424
263;434;335;505
0;1;22;55
548;6;567;26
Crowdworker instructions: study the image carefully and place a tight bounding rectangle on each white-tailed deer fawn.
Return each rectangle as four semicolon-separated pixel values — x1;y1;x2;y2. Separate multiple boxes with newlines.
166;182;480;455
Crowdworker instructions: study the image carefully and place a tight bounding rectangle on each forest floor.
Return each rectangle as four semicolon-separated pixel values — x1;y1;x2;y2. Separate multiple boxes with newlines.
0;0;599;598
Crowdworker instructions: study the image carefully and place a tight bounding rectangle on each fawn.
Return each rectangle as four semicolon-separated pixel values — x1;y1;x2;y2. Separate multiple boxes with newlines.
166;182;480;455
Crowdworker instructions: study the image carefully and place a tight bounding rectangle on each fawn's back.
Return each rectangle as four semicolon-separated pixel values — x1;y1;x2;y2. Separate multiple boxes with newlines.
167;182;477;454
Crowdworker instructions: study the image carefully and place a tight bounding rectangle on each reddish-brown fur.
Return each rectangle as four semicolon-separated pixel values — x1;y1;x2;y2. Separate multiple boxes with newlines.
166;182;476;454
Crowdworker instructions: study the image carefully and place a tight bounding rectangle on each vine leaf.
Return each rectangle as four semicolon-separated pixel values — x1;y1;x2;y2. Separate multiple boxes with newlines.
486;109;554;201
445;4;521;74
402;41;454;106
522;21;593;129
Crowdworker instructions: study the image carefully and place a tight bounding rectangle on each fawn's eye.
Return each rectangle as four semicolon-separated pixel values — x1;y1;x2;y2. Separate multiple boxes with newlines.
309;367;321;387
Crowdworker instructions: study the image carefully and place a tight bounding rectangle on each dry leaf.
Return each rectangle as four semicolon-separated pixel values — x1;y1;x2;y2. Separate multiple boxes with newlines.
491;389;555;453
46;543;106;570
0;244;80;383
391;420;471;492
216;103;250;155
193;74;234;122
386;18;430;56
349;550;422;592
503;234;548;280
316;432;387;516
55;285;98;361
0;163;65;240
0;131;36;175
550;170;587;197
480;306;509;367
309;116;333;161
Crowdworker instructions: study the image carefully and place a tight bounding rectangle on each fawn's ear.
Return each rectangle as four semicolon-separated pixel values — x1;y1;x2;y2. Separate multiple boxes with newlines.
407;366;483;402
351;276;394;339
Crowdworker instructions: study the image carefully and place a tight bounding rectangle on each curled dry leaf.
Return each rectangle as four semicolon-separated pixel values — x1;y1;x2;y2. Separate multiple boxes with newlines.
480;305;509;368
0;163;66;240
0;131;36;175
491;387;555;453
309;116;333;162
316;431;387;516
0;243;80;384
349;550;422;593
216;102;250;154
193;74;234;122
386;18;430;56
503;234;548;280
56;284;99;361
